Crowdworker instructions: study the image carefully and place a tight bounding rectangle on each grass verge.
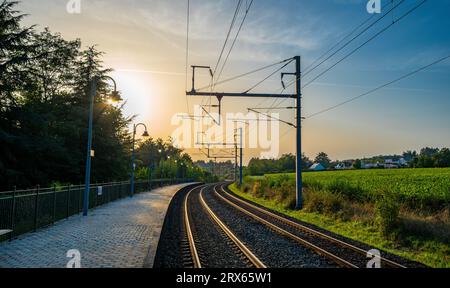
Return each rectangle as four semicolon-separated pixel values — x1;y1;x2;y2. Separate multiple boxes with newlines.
229;182;449;268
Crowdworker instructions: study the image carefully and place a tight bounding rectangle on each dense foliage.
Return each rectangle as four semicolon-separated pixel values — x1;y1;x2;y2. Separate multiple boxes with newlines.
247;153;310;175
406;147;450;168
0;1;133;190
0;1;207;190
134;137;217;183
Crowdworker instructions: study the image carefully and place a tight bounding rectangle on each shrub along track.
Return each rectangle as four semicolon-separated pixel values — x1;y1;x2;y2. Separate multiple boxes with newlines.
219;183;426;268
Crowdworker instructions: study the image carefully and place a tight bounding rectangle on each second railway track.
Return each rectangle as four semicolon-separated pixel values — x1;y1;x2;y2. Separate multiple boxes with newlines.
156;182;419;268
215;183;410;268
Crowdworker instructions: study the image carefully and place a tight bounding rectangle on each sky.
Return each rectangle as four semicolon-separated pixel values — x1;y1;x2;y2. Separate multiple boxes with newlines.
16;0;450;163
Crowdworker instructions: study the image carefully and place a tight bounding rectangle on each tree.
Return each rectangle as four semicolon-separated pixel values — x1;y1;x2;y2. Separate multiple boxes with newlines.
434;148;450;168
0;0;34;107
353;159;362;169
278;154;295;172
420;147;439;157
402;150;417;162
301;153;311;170
0;1;134;189
0;0;35;188
415;147;439;168
314;152;331;168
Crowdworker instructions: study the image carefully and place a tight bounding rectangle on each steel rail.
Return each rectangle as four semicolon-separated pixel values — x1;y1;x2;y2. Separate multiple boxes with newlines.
199;185;266;268
220;184;407;268
184;186;203;268
213;185;357;268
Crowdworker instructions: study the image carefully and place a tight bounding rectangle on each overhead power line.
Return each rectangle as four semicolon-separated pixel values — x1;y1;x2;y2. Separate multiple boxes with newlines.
185;0;191;114
306;54;450;119
212;0;243;77
196;58;293;91
303;1;392;73
301;0;428;89
302;0;405;78
215;0;255;84
244;58;294;93
247;108;297;128
282;0;428;92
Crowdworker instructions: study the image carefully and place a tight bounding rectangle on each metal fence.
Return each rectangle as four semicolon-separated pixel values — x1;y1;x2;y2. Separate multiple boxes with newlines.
0;179;190;242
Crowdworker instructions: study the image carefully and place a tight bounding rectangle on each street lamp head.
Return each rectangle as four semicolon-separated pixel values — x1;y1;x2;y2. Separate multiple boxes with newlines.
142;130;150;137
108;91;122;103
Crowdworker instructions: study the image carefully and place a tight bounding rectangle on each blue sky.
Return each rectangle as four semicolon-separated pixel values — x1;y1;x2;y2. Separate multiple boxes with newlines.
17;0;450;161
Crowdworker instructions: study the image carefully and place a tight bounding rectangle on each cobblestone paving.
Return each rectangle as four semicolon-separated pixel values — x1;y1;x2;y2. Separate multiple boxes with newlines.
0;184;193;268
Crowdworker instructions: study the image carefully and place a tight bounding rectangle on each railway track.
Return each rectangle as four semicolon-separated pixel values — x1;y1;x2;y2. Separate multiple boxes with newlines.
183;184;266;268
157;182;412;268
215;183;408;268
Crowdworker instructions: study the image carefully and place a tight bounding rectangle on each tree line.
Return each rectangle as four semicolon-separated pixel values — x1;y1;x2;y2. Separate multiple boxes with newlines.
246;147;450;175
0;1;209;190
133;137;217;183
403;147;450;168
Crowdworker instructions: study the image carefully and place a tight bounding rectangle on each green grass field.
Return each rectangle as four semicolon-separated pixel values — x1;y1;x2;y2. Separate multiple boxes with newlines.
231;168;450;267
266;168;450;211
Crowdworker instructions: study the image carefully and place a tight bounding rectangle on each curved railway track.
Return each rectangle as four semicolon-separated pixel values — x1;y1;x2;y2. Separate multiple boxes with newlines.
183;184;266;268
215;183;408;268
156;182;413;268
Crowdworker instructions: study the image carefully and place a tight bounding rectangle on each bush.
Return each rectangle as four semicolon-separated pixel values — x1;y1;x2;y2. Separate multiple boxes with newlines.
242;183;252;193
275;180;294;203
302;179;323;191
283;193;297;210
252;181;265;198
325;178;365;201
303;189;347;216
376;190;400;236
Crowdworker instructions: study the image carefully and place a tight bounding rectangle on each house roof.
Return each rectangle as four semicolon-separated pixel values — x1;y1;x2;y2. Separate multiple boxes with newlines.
309;163;325;170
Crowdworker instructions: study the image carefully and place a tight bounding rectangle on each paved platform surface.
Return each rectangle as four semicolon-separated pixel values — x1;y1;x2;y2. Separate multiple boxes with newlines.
0;183;194;268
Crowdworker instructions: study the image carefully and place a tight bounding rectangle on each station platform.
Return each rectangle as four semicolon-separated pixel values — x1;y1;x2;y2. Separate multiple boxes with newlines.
0;183;195;268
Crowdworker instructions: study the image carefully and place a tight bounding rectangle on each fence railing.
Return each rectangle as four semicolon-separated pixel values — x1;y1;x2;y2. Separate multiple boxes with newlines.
0;179;191;242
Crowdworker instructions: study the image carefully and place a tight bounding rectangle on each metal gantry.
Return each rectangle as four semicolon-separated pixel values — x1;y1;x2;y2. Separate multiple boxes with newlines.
187;56;303;209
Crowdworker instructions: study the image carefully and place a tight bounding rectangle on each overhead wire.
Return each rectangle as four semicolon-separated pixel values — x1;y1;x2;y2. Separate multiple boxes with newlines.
185;0;191;114
301;0;428;89
302;0;405;78
303;1;392;73
306;54;450;119
280;0;428;92
215;0;255;84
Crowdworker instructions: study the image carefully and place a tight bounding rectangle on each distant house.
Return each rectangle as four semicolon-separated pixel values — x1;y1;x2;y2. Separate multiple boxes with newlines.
309;163;326;171
335;163;346;170
363;162;379;169
335;161;353;170
384;158;408;169
399;158;407;166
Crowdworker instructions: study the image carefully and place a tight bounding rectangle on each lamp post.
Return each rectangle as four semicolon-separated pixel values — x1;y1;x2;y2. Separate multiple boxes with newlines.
158;149;163;183
130;123;149;197
83;76;121;216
